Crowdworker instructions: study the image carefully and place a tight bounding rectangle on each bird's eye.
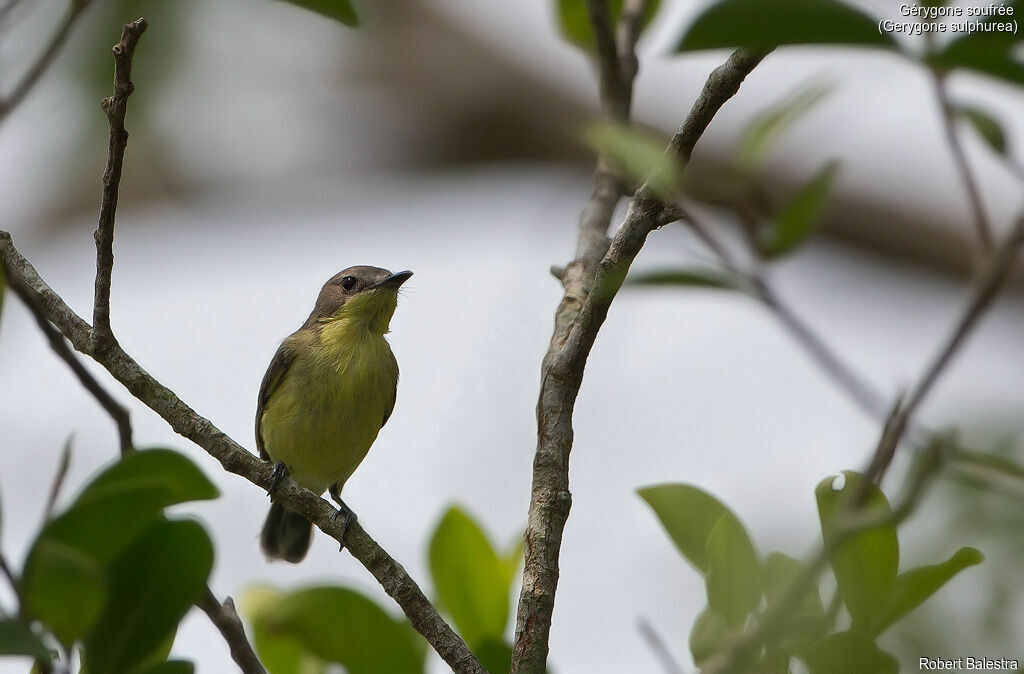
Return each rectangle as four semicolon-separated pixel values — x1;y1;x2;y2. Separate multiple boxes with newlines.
340;276;357;290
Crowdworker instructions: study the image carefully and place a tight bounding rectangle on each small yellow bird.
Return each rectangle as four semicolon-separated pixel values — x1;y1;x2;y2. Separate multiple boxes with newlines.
257;266;412;562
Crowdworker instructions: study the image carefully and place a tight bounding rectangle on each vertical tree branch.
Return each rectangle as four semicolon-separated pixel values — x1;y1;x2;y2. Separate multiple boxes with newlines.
197;589;267;674
510;45;768;673
92;16;146;344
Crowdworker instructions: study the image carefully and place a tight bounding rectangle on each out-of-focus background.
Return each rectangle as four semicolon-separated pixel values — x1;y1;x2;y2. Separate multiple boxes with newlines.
2;0;1023;672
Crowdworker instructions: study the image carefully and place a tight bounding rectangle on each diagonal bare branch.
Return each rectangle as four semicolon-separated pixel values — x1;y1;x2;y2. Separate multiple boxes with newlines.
0;0;91;126
198;589;267;674
0;230;485;674
510;44;769;674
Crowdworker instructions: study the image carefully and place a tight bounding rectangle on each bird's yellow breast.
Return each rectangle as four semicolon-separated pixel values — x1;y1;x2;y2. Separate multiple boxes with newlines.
259;318;398;495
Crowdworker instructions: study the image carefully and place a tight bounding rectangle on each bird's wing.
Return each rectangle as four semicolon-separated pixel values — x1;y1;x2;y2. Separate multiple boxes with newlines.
255;339;298;461
381;349;399;428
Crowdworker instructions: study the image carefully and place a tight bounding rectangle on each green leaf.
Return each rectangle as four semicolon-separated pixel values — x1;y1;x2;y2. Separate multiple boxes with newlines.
738;83;832;172
676;0;897;51
240;587;326;674
261;587;423;674
428;507;510;646
801;630;898;674
763;552;823;619
82;519;214;674
0;619;50;659
628;268;739;291
760;162;839;259
869;547;983;635
22;539;106;645
556;0;661;51
762;553;827;652
689;607;733;666
278;0;359;26
474;639;513;674
638;484;733;573
584;123;681;198
704;513;761;626
815;472;898;632
957;105;1008;157
130;662;195;674
28;448;219;567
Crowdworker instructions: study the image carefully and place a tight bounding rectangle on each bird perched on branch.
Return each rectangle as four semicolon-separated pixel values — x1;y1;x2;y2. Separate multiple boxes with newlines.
257;266;412;562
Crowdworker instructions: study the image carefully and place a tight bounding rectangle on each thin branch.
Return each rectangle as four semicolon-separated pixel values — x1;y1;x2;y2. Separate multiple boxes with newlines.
92;16;146;344
585;0;629;122
866;216;1024;483
637;617;683;674
931;70;993;253
0;552;19;605
43;437;74;520
7;273;133;454
198;589;266;674
614;0;651;97
0;0;90;125
510;47;769;674
0;231;485;674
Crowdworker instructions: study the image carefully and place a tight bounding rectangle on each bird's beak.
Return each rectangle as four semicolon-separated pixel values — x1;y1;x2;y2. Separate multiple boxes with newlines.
376;270;413;289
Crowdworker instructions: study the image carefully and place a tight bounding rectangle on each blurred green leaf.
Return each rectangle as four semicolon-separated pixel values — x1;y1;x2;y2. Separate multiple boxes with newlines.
932;3;1024;85
475;639;513;674
0;619;50;659
738;83;832;172
28;448;219;567
705;513;760;626
429;507;510;646
83;519;214;674
801;630;898;674
22;539;106;646
815;472;898;632
869;547;983;635
556;0;662;51
628;268;740;291
689;607;733;666
676;0;896;51
760;162;840;259
130;662;195;674
585;123;681;197
638;484;732;573
279;0;359;26
957;105;1008;156
240;587;326;674
763;552;823;619
259;586;423;674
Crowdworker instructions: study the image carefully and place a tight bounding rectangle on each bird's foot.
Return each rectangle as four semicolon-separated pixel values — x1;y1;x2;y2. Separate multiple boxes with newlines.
329;488;357;550
267;461;288;497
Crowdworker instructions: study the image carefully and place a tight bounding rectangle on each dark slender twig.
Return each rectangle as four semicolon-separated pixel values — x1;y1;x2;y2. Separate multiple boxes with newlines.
615;0;651;97
92;16;146;344
585;0;629;122
0;0;90;125
43;436;74;520
0;232;485;674
637;617;683;674
198;589;267;674
866;216;1024;483
6;274;134;453
0;552;19;604
510;45;768;674
931;70;993;253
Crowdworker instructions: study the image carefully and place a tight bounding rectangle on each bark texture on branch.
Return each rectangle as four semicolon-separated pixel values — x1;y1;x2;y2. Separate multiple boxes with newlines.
0;231;486;674
510;47;768;674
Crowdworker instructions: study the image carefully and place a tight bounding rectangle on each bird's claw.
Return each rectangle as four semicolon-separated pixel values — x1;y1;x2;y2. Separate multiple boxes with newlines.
331;500;357;551
267;460;287;497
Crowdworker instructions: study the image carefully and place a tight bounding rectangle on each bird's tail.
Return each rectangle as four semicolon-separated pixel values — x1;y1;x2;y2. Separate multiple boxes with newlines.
261;502;313;563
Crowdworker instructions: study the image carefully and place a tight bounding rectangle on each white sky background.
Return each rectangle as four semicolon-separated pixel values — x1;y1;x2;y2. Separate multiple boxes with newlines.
1;1;1024;672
